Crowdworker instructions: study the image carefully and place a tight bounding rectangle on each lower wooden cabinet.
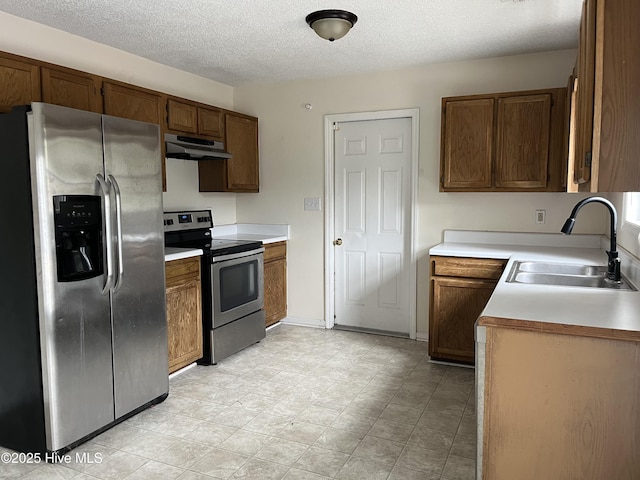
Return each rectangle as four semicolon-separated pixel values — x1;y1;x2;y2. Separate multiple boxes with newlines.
264;241;287;327
165;256;202;374
429;256;506;364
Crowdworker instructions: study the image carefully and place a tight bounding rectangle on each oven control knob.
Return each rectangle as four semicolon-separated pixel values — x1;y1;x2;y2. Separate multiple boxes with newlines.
334;238;343;246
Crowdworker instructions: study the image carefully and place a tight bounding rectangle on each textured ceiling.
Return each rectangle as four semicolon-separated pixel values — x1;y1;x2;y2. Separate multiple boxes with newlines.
0;0;583;86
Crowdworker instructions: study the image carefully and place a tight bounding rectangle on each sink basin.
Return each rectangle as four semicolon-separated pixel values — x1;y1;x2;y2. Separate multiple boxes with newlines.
515;261;603;276
506;261;636;291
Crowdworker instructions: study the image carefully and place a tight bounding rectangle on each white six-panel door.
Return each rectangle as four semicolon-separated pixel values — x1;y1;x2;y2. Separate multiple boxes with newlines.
334;117;412;335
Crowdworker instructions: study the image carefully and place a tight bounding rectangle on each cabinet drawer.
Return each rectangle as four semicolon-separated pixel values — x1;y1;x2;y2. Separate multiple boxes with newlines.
432;256;506;280
165;257;201;287
264;241;286;262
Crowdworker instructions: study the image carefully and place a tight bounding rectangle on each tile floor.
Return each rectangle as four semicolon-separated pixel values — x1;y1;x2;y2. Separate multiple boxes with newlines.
1;325;476;480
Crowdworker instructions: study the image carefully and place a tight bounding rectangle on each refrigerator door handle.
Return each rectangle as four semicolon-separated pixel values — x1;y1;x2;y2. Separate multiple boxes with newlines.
96;174;114;294
109;174;124;292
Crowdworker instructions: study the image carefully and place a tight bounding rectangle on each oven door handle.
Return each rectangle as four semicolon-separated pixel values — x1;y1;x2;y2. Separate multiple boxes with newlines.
211;247;265;263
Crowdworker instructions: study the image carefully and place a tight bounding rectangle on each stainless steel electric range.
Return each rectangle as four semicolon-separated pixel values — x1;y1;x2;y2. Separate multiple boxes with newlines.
164;210;266;364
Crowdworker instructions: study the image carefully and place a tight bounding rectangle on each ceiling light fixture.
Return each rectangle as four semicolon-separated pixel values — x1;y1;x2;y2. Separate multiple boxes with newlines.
305;9;358;42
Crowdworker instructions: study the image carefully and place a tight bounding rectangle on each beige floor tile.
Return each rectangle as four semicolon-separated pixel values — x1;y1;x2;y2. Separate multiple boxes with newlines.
18;463;80;480
441;454;476;480
416;410;462;434
123;459;184;480
230;458;289;479
330;412;376;436
183;422;238;447
120;430;178;459
242;412;291;436
219;430;271;456
254;439;309;466
277;421;326;445
335;456;393;480
293;446;350;477
379;403;424;426
152;439;213;469
313;427;363;455
190;448;249;479
395;444;448;475
72;326;478;480
367;418;415;443
407;425;455;453
351;435;404;466
387;466;440;480
83;451;147;480
282;468;331;480
295;405;341;427
450;434;476;459
212;406;258;428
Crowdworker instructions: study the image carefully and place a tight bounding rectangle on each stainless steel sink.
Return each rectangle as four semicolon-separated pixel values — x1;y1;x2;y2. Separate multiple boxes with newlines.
506;261;637;291
515;261;603;276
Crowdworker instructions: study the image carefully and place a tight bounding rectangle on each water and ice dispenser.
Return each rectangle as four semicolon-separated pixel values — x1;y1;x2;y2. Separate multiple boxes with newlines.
53;195;103;282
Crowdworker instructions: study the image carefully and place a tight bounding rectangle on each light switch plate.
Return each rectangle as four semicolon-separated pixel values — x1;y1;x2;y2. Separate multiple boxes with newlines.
304;197;321;211
535;209;546;224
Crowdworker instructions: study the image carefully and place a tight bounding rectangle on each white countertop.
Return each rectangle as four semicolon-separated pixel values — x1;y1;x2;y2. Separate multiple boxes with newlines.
430;231;640;341
164;247;203;262
211;223;290;244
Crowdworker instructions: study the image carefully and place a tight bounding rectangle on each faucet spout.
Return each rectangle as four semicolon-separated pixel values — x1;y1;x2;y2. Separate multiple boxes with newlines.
561;196;620;282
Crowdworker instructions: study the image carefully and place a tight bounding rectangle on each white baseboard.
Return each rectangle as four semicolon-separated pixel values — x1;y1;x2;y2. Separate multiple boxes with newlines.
416;331;429;342
280;316;326;329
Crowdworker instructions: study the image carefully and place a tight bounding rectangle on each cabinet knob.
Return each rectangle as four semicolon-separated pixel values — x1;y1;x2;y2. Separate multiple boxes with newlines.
334;238;343;246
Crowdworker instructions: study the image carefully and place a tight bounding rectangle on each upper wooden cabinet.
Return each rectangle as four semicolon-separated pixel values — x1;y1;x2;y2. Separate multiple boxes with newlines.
198;112;259;192
0;52;41;113
568;0;640;192
102;81;165;125
167;98;224;141
441;88;567;192
41;66;102;113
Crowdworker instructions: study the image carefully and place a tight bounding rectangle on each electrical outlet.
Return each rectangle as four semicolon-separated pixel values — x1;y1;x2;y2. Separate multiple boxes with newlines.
535;209;546;225
304;197;321;211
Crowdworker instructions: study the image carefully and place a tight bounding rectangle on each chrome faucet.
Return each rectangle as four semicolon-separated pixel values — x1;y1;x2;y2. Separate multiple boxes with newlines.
561;196;621;282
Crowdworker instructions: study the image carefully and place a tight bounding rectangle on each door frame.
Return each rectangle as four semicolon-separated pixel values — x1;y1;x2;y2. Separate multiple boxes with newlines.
324;109;420;339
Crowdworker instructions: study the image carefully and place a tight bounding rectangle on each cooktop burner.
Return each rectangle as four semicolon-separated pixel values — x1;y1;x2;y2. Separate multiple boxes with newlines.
209;239;263;256
163;210;263;257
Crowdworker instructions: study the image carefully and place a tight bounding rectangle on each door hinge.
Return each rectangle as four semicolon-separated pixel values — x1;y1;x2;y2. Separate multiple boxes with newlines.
585;152;592;168
333;123;340;131
100;86;105;96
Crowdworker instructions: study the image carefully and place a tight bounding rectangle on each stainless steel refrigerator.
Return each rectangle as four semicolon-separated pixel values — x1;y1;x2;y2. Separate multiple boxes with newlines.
0;103;168;454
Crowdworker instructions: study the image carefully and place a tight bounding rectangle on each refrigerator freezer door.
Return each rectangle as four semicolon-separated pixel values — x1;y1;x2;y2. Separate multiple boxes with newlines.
102;115;168;418
29;103;115;451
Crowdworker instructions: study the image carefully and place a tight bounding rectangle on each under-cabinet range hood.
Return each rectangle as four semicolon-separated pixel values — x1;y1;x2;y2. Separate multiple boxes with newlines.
165;133;232;160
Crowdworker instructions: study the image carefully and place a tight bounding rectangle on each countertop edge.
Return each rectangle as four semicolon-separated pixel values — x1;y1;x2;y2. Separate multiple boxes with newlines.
478;315;640;343
165;248;203;262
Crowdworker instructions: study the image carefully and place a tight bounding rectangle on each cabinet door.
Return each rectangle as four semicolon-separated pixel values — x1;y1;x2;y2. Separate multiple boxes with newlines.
495;94;551;189
0;54;40;113
430;276;496;364
167;98;198;134
198;106;224;140
41;67;102;113
103;81;164;124
264;242;287;327
225;113;259;192
573;0;596;185
441;98;494;190
165;258;202;374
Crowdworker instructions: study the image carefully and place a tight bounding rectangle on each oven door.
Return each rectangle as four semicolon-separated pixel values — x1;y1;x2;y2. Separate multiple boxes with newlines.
211;249;264;328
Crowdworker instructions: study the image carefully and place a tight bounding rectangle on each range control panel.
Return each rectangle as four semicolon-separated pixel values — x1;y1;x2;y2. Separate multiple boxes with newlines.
163;210;213;232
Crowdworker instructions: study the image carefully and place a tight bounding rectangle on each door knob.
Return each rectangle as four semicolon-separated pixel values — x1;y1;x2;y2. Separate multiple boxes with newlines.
334;238;343;246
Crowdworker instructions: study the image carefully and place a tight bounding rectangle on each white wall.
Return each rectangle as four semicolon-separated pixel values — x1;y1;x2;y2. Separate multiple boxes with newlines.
0;11;237;223
608;193;640;261
233;50;608;335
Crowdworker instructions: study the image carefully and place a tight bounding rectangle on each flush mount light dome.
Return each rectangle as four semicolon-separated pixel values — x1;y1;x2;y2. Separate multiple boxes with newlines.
305;9;358;42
